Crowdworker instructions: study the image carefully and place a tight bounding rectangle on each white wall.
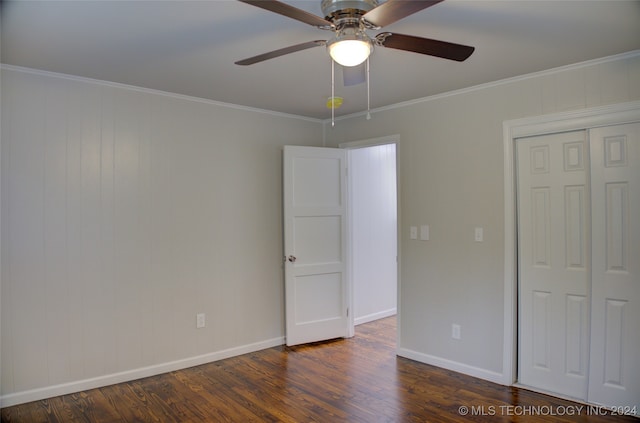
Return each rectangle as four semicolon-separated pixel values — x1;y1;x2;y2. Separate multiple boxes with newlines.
0;67;323;405
349;143;397;325
324;52;640;382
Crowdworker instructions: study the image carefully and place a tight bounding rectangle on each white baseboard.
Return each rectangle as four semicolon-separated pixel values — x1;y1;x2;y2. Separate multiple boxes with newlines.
354;308;397;326
0;336;285;408
397;347;505;386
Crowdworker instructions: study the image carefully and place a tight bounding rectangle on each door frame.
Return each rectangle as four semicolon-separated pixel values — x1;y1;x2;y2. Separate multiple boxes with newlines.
339;135;400;341
501;100;640;386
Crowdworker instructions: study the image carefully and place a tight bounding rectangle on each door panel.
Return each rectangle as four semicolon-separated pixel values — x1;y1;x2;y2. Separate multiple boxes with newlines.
517;130;590;399
283;146;349;346
588;123;640;412
294;216;342;264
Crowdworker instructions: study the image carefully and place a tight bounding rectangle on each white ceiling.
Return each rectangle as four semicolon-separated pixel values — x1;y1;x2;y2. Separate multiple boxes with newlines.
2;0;640;119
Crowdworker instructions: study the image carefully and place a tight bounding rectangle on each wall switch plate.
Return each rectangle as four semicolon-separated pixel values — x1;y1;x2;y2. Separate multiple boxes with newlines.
474;227;483;242
196;313;206;329
452;324;461;340
410;226;418;240
420;225;429;241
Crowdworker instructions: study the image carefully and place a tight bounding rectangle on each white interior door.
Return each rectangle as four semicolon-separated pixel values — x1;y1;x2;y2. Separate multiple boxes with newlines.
517;130;590;399
588;123;640;411
283;145;350;346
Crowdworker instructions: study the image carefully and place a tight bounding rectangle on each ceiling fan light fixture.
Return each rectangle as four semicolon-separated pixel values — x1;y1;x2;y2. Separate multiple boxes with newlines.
327;28;372;67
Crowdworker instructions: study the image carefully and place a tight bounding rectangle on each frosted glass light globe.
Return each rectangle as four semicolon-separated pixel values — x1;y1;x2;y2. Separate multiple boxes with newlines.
328;38;372;67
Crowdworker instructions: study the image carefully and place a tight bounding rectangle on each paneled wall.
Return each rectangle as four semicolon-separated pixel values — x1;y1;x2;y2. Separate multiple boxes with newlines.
324;52;640;382
0;68;323;404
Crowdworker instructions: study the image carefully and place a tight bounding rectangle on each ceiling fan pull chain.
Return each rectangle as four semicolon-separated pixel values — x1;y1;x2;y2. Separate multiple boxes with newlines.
366;57;371;120
331;59;335;127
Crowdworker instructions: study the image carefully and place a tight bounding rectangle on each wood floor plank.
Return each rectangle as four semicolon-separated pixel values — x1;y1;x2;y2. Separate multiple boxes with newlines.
2;317;637;422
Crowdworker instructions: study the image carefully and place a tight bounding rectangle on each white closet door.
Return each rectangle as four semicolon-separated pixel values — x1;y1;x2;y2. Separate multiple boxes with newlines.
517;130;590;400
588;123;640;413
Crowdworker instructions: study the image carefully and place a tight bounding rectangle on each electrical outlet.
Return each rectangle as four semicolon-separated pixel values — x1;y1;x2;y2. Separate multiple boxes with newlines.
196;313;206;329
452;324;461;340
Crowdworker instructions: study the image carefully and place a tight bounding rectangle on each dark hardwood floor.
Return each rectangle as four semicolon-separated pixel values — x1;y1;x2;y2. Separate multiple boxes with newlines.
1;316;636;422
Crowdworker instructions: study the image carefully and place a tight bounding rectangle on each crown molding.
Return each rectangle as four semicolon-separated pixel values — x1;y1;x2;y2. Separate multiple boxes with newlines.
0;64;323;123
325;49;640;125
3;48;638;126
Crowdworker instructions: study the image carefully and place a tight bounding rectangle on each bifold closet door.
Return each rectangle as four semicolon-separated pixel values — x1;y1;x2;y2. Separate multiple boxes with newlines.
518;123;640;413
588;123;640;411
517;130;590;400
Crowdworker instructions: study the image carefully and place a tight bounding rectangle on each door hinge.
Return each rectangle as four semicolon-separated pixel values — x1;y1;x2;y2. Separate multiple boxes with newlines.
346;307;349;317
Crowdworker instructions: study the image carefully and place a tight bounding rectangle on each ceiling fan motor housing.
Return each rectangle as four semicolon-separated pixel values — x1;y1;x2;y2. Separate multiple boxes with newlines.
321;0;379;23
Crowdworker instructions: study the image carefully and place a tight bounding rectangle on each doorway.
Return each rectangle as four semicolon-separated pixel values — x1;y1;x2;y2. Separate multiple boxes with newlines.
282;137;399;346
341;137;399;328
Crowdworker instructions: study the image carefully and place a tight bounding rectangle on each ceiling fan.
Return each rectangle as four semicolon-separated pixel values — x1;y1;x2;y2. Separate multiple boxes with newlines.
235;0;475;69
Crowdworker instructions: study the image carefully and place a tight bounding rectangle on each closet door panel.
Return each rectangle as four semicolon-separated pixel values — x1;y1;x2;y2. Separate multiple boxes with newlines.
588;123;640;414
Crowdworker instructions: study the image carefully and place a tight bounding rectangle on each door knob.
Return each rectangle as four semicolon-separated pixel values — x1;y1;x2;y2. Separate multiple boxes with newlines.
288;255;297;262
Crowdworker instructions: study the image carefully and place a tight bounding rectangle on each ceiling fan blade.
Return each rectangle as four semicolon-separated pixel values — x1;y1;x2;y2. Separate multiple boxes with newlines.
235;40;326;65
237;0;333;29
363;0;444;28
376;32;474;62
343;63;366;86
